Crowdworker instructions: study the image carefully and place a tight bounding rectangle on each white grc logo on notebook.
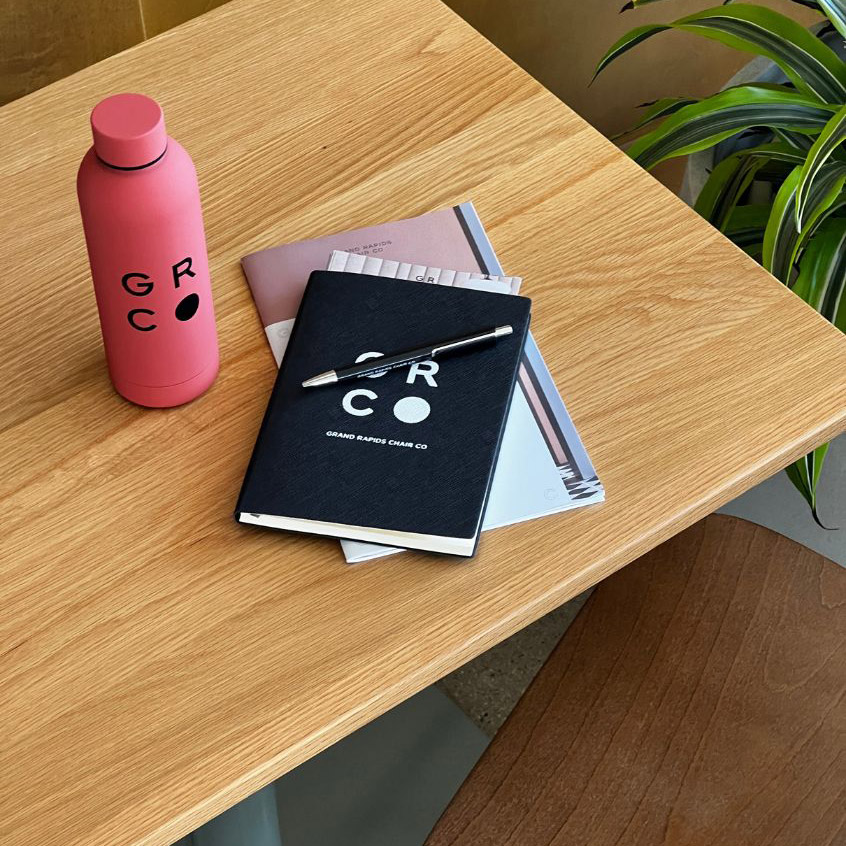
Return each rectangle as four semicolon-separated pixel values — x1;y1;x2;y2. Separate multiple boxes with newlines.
340;350;437;423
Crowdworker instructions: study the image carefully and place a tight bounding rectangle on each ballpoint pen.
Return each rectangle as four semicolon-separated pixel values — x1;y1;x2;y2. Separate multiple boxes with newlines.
302;324;513;388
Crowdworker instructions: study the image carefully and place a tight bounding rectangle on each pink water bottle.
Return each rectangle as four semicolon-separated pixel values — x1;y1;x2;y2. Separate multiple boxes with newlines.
77;93;218;407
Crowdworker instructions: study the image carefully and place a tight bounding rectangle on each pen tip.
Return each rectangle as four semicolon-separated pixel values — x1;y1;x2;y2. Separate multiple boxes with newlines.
302;371;337;388
495;325;513;338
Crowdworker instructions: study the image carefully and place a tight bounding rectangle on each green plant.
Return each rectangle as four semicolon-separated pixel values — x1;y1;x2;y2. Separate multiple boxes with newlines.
597;0;846;525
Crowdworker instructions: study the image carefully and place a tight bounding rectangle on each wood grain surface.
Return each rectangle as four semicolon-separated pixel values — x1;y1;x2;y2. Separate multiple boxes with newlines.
425;515;846;846
1;1;846;844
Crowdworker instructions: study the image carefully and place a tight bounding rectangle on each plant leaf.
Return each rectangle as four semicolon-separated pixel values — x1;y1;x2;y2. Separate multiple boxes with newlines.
818;0;846;39
773;128;816;151
796;104;846;229
764;166;802;280
619;0;668;11
595;24;670;79
723;203;770;253
738;140;810;165
624;0;820;8
785;455;815;519
678;5;846;102
827;226;846;332
723;203;772;246
611;97;698;140
793;217;846;312
790;218;846;524
786;444;832;528
762;161;846;281
785;459;813;505
811;442;831;490
598;5;846;101
694;142;805;227
726;0;821;6
694;152;769;228
627;86;835;169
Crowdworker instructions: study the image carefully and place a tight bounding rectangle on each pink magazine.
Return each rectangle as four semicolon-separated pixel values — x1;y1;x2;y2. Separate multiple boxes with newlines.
242;202;603;561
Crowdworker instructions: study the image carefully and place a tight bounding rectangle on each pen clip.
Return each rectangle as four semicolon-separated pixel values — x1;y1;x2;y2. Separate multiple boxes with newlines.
432;325;512;357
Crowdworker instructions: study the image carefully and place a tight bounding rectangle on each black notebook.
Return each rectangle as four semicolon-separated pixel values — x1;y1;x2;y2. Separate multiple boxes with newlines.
235;270;531;556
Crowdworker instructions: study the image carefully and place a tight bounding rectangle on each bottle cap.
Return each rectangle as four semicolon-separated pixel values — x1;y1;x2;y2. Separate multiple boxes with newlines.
91;93;167;169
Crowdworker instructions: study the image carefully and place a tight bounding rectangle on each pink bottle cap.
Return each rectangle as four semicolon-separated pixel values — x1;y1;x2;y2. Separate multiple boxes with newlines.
91;93;167;169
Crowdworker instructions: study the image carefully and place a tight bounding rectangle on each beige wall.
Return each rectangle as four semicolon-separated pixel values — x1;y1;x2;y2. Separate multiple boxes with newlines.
0;0;229;106
443;0;819;138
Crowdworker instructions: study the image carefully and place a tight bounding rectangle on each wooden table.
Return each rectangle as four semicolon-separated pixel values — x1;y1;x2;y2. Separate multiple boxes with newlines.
2;1;846;844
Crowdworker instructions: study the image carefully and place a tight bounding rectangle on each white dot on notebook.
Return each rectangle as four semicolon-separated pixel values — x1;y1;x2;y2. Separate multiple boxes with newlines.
393;396;430;424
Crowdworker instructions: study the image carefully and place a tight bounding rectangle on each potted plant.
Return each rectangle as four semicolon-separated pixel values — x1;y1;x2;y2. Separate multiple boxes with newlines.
597;0;846;525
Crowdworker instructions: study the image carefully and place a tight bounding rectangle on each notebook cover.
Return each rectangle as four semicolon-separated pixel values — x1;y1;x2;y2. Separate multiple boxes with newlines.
236;271;531;553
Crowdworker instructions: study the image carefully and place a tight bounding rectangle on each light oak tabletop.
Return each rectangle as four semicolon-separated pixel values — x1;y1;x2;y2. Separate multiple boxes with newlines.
2;0;846;844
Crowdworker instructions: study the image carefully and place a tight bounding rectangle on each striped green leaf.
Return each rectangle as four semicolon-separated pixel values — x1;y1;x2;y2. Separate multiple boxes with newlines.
724;205;768;256
694;142;804;228
723;203;772;247
596;5;846;101
774;127;846;162
678;6;846;101
762;168;801;281
623;0;820;8
829;227;846;332
726;0;821;6
695;152;769;228
796;105;846;229
595;24;669;79
762;161;846;281
627;86;835;170
793;162;846;255
735;141;809;166
811;443;831;491
786;443;831;527
791;223;846;519
773;128;815;151
619;0;671;10
794;215;846;324
818;0;846;39
611;97;697;141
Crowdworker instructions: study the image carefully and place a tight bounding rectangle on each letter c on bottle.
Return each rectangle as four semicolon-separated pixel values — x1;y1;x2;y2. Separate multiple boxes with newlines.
127;308;157;331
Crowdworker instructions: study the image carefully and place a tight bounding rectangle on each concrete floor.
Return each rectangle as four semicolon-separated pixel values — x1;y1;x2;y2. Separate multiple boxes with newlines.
436;591;591;736
182;435;846;845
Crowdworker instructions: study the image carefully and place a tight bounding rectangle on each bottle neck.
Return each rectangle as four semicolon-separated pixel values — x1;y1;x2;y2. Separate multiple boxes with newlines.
96;144;167;171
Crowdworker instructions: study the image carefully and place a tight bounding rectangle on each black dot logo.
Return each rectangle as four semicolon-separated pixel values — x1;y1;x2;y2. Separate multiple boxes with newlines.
175;293;200;321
